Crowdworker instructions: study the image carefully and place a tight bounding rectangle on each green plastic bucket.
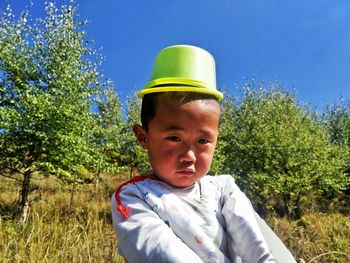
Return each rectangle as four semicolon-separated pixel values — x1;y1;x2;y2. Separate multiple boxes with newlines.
138;45;223;101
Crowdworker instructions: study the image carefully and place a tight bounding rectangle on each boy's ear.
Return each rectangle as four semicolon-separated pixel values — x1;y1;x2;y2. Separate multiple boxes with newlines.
132;124;148;149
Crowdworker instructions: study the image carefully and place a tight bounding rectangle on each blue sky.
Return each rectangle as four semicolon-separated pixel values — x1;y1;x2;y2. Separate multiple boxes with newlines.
3;0;350;111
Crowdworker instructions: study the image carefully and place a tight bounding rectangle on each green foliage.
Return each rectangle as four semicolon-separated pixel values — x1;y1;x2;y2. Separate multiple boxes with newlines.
210;94;236;175
0;1;110;218
90;87;124;175
322;99;350;209
218;83;350;218
323;99;350;148
90;90;151;178
119;95;150;176
0;1;98;178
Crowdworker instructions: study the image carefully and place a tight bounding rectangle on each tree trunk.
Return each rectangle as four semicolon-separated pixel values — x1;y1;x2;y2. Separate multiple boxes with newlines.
129;166;135;179
293;192;303;220
20;170;31;222
68;183;76;216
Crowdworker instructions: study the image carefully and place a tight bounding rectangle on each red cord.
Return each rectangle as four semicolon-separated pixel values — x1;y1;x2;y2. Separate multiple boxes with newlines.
115;174;159;218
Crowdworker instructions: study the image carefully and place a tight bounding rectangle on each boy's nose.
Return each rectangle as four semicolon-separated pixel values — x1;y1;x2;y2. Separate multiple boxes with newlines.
179;147;196;163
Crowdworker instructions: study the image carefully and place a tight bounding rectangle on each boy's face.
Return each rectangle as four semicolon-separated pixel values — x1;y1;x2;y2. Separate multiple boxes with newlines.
133;97;220;188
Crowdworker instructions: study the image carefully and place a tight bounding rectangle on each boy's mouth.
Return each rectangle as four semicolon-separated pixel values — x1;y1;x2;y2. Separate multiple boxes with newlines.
176;168;195;175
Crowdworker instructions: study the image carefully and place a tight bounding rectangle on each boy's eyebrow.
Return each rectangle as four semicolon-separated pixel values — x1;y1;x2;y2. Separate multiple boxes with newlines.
162;125;184;132
162;125;216;136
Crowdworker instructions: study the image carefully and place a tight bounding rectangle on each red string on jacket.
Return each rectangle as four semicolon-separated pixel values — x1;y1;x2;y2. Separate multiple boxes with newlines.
115;174;160;218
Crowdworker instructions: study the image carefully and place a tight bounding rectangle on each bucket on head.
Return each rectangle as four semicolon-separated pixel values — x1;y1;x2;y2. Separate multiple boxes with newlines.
138;45;223;101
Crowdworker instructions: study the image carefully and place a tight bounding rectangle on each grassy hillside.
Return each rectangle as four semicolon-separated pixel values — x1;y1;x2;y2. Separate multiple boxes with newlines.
0;174;349;263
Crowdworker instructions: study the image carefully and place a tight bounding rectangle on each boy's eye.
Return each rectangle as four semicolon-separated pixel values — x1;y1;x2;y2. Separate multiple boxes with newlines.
198;139;210;144
167;136;181;142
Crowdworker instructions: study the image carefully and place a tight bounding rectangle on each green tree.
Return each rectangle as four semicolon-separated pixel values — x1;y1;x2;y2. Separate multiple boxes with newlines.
219;83;349;218
120;94;150;177
0;2;108;220
323;99;350;211
90;87;124;180
323;99;350;149
209;94;236;175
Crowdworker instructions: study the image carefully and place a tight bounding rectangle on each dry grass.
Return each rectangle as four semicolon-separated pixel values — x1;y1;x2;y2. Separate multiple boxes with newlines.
267;213;350;263
1;174;349;263
0;174;126;263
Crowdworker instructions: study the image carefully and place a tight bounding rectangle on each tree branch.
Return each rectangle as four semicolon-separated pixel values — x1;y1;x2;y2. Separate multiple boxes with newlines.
0;173;23;183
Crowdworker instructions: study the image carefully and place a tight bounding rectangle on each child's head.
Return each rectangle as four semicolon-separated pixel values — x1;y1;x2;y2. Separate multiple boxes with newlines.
133;45;223;187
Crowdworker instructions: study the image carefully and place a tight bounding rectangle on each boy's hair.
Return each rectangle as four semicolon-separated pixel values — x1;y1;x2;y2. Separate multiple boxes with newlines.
141;91;221;131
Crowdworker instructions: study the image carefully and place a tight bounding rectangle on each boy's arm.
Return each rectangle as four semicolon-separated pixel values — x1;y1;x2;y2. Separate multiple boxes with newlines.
220;175;275;263
111;184;203;263
220;175;296;263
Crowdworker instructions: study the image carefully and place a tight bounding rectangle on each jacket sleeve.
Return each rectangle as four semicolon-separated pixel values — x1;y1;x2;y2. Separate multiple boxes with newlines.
220;175;276;263
111;184;204;263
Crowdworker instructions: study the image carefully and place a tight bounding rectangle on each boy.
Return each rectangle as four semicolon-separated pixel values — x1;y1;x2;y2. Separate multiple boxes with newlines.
111;45;295;263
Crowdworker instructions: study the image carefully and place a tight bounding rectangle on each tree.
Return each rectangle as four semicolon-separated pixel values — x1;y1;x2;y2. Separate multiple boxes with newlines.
323;99;350;149
209;94;236;175
119;94;150;177
89;87;124;180
0;1;109;220
219;83;349;218
322;99;350;211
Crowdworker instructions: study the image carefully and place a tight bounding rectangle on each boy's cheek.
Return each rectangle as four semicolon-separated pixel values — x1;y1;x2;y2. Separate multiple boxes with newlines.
162;149;179;160
201;147;216;158
149;147;177;161
196;152;213;165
